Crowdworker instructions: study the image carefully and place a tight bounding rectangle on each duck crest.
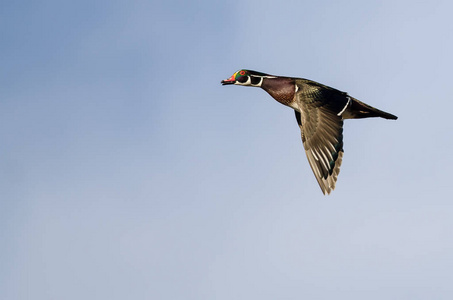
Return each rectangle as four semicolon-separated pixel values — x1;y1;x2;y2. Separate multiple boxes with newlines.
261;77;296;107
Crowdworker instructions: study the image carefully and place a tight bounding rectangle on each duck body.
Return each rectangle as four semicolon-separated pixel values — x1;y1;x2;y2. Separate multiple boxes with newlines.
221;69;397;195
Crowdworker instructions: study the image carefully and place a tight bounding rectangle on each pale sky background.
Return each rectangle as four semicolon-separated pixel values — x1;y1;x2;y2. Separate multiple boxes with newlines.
2;0;453;299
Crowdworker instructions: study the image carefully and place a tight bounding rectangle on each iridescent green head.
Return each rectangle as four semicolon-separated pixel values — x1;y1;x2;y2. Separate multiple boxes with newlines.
221;69;273;87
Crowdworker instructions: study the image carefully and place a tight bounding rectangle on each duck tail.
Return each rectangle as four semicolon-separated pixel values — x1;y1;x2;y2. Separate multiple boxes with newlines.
350;97;398;120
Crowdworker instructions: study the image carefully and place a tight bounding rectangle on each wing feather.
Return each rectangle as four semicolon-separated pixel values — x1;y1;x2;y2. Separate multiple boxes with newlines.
294;80;349;194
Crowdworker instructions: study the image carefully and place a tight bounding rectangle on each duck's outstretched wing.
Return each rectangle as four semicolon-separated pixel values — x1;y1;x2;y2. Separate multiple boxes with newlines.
294;81;350;194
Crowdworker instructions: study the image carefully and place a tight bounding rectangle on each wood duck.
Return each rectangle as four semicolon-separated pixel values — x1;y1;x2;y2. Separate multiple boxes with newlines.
221;69;397;195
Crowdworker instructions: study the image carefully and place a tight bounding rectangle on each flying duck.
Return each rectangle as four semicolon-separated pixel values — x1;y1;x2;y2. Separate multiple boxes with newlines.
221;69;397;195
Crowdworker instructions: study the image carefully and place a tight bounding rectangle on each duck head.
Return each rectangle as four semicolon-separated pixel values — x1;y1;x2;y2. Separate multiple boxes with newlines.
221;69;275;87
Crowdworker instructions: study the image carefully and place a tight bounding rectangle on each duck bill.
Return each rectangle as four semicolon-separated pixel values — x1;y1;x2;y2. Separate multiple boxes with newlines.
221;74;236;85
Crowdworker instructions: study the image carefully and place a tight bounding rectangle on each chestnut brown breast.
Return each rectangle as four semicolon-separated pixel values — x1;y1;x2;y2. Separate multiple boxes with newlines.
261;77;296;107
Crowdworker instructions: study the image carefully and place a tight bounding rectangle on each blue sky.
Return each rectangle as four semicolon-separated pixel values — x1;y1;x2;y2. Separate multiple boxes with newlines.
2;0;453;299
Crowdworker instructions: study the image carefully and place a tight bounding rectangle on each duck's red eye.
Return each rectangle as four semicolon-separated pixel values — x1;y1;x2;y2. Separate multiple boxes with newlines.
239;71;246;75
